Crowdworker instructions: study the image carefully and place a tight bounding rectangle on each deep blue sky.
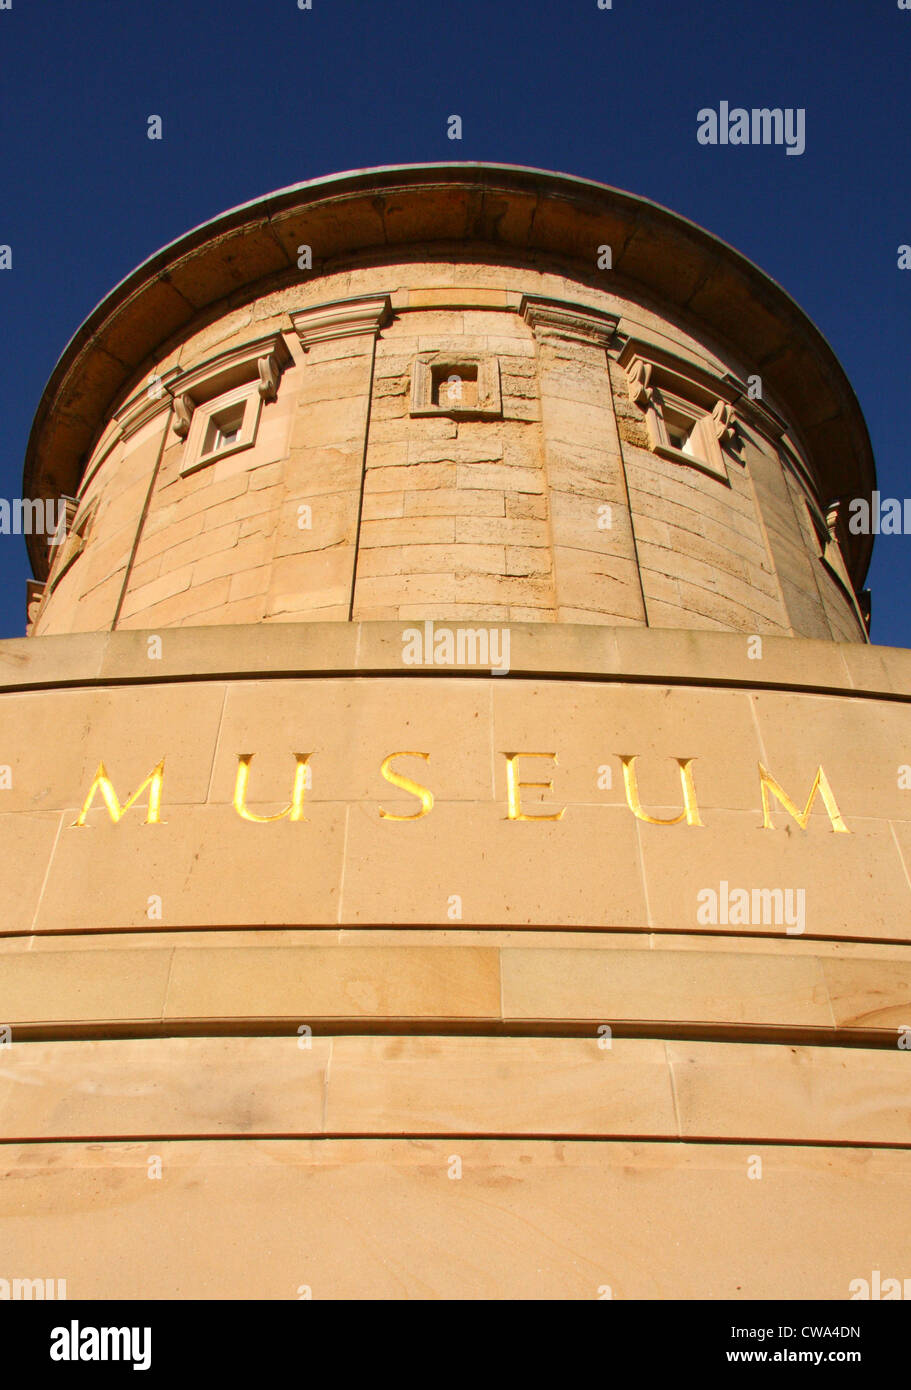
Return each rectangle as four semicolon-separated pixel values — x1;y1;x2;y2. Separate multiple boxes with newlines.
1;0;908;644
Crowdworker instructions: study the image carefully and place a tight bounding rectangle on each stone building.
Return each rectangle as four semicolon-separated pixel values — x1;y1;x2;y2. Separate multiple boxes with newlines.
2;164;909;1298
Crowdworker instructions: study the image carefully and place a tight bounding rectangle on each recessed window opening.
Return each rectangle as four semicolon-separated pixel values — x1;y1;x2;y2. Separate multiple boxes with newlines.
410;353;501;419
430;362;479;408
663;408;697;457
203;404;246;457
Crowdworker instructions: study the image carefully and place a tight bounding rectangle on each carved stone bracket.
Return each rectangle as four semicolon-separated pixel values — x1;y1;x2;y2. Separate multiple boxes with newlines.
257;354;281;401
25;578;46;634
626;359;653;409
173;394;194;439
711;399;737;445
291;295;392;349
47;495;95;594
520;295;619;349
56;495;78;538
165;333;294;440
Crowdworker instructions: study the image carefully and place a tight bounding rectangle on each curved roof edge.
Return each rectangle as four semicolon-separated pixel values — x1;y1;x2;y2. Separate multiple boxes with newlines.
23;162;876;584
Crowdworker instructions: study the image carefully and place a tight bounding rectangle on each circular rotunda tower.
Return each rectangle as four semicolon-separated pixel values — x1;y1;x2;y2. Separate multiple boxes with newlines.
2;164;909;1300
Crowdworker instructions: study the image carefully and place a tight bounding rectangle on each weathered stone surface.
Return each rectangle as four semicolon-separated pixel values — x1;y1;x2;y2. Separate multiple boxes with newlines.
7;165;891;1301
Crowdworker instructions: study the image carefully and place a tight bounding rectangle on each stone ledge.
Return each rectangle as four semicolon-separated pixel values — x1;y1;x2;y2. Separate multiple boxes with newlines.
3;936;911;1041
1;1035;909;1147
2;622;910;699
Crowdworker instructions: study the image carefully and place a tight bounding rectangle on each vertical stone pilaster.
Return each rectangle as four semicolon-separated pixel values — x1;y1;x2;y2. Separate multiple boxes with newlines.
275;295;391;620
520;296;647;625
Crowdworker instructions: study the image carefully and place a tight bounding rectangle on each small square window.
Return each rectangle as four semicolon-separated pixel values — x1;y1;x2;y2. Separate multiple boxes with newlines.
431;363;479;409
410;354;501;418
180;382;262;477
664;411;696;456
622;343;739;485
651;394;721;476
204;404;246;457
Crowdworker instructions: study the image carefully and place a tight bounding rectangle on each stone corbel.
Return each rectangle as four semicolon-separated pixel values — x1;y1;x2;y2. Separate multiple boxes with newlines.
519;295;619;349
291;295;392;350
711;400;737;446
53;496;79;547
173;393;194;439
257;352;281;401
824;500;849;560
626;360;653;409
25;578;45;635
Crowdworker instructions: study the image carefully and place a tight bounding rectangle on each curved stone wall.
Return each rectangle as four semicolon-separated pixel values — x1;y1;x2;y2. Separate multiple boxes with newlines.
6;167;896;1301
0;624;909;1297
30;257;867;642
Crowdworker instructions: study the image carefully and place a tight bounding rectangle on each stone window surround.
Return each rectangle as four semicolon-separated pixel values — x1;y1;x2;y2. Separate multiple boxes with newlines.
408;294;620;418
74;301;393;514
178;380;263;478
614;331;813;468
46;495;97;595
77;331;295;499
515;296;798;491
619;339;739;484
817;498;870;635
616;332;867;629
514;300;795;476
42;286;865;634
78;297;777;487
171;333;293;477
72;292;790;508
410;353;502;418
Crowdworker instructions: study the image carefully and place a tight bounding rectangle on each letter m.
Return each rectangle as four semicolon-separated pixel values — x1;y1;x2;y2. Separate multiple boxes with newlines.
456;629;488;666
13;499;44;535
12;1278;45;1300
758;763;850;833
752;887;784;926
752;107;783;145
101;1328;131;1359
71;759;166;827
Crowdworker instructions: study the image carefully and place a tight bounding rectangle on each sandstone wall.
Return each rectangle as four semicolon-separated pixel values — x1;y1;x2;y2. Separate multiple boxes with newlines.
31;261;867;642
0;624;907;1297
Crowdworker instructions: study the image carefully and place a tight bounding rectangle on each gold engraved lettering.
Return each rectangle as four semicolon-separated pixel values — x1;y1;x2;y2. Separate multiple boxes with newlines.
71;758;166;827
503;752;565;821
233;753;311;823
379;751;434;820
758;763;850;833
620;755;704;827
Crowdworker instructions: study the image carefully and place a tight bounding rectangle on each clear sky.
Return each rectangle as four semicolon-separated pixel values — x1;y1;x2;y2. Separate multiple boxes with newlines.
0;0;907;644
